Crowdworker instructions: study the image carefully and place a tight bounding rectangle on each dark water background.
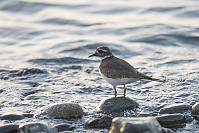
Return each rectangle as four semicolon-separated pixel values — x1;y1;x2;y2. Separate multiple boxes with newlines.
0;0;199;132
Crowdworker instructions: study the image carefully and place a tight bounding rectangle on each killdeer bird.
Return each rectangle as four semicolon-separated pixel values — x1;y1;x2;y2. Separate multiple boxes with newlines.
89;46;161;97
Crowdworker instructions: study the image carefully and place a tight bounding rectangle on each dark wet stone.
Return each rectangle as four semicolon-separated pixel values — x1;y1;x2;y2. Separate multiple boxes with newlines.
35;103;84;119
87;116;112;129
162;127;175;133
159;104;191;114
109;117;162;133
22;113;34;118
98;97;139;113
18;122;56;133
0;124;19;133
1;114;25;121
0;89;4;94
155;113;186;128
54;124;75;132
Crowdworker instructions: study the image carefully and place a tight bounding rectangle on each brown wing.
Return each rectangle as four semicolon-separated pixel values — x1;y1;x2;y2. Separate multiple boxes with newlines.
99;56;139;78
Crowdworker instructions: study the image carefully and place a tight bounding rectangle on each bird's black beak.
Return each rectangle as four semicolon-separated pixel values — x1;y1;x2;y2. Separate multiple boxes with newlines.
88;53;97;58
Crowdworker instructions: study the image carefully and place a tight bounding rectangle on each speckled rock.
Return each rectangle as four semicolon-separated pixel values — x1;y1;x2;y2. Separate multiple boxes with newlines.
98;97;139;113
159;104;191;114
156;113;186;128
0;124;19;133
36;103;83;119
18;122;57;133
109;117;162;133
87;116;112;129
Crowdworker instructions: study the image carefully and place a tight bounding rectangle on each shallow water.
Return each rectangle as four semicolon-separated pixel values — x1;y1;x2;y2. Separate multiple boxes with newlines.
0;0;199;132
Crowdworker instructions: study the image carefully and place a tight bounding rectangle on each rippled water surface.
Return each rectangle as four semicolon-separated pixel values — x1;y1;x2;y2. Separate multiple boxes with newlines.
0;0;199;132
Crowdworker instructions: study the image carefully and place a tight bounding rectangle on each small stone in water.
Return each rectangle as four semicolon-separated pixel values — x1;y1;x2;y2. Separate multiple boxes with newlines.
155;113;186;128
87;116;112;129
98;97;139;113
35;103;84;119
159;104;191;114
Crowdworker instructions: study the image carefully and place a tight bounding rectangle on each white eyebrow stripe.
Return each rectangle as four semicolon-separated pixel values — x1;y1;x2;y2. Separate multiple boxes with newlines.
98;49;108;52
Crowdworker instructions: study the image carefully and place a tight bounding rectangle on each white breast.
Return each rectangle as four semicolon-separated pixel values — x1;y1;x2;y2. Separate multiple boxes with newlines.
101;73;139;86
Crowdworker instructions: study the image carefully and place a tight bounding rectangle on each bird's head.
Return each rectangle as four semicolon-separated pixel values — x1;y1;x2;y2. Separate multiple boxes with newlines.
89;46;113;59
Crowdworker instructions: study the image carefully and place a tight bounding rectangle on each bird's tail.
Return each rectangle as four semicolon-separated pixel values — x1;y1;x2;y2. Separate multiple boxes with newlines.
146;76;162;82
139;73;162;82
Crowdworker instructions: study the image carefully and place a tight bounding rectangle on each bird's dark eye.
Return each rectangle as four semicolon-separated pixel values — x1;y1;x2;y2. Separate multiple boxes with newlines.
98;50;103;53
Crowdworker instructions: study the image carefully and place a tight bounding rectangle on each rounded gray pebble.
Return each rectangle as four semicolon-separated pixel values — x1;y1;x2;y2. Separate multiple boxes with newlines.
36;103;84;119
98;97;139;113
159;104;191;114
156;113;186;128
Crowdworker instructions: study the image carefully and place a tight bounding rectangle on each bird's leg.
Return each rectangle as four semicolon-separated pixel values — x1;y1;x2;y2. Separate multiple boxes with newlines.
124;84;126;97
113;86;117;97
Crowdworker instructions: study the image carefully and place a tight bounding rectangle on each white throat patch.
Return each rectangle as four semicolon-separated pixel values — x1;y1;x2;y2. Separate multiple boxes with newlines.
101;55;113;60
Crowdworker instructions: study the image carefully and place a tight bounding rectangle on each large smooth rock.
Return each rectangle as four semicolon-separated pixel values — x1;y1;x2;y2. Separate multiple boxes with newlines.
98;97;139;113
0;124;19;133
36;103;83;119
159;104;191;114
155;113;186;128
18;122;57;133
109;117;162;133
87;116;112;129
